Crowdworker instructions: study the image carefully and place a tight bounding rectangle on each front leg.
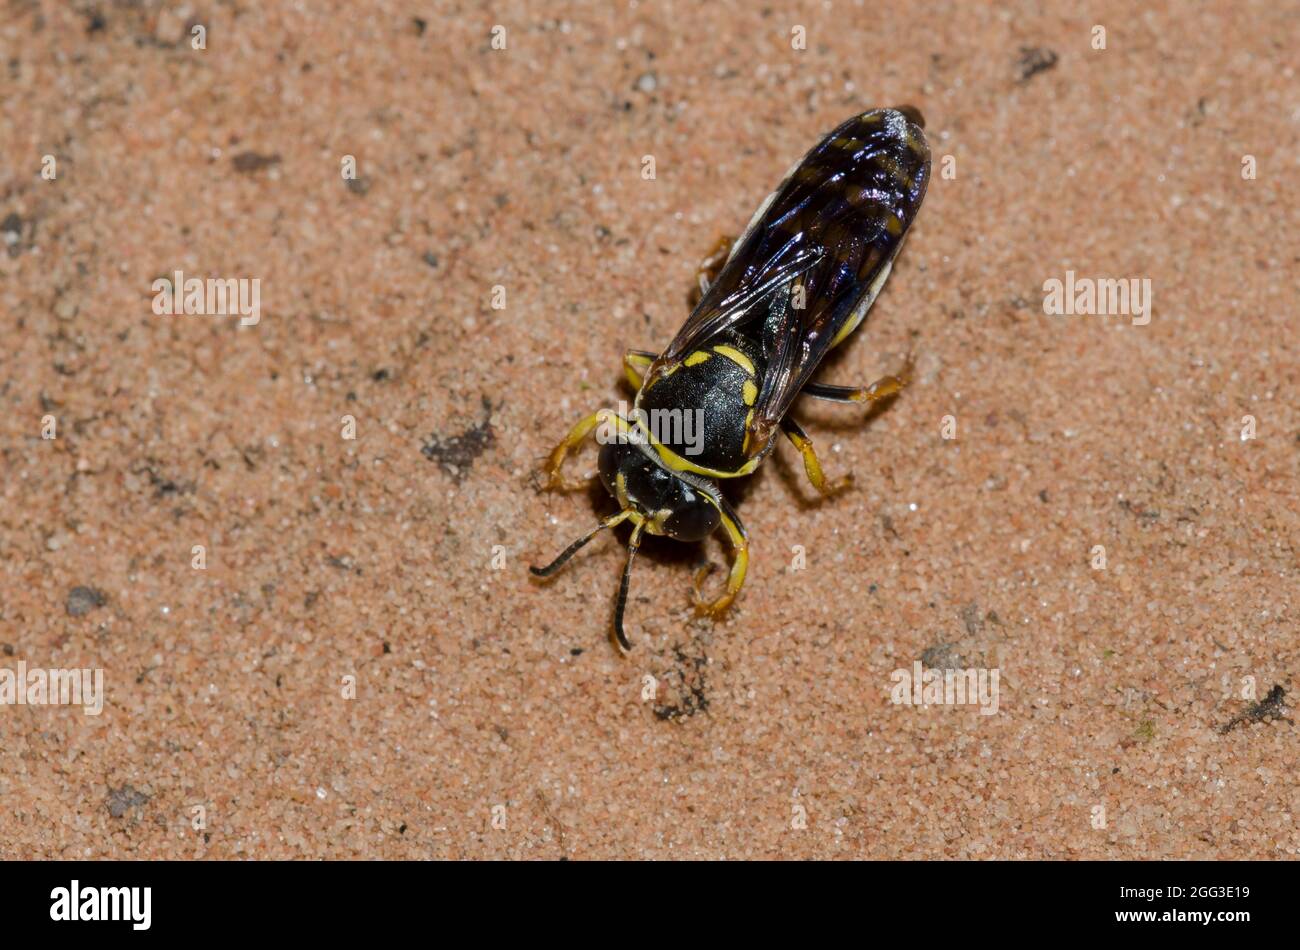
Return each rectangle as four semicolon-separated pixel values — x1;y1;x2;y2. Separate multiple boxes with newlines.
781;417;853;496
690;497;749;618
543;408;629;491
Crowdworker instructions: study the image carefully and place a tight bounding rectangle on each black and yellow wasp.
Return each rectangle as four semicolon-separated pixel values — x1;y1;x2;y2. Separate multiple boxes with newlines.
533;107;931;650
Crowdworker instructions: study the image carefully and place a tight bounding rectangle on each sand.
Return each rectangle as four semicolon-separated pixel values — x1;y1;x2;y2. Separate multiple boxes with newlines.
0;0;1296;859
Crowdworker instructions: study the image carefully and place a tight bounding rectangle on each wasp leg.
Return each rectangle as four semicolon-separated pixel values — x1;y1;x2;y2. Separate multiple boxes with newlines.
781;417;853;496
543;408;629;491
623;349;656;390
688;235;735;306
691;499;749;618
801;355;914;406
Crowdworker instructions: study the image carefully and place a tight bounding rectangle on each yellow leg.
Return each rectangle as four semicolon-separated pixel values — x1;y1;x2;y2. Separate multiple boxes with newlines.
689;234;735;306
849;370;910;405
691;504;749;617
543;408;629;491
623;349;655;390
782;418;853;496
803;354;914;406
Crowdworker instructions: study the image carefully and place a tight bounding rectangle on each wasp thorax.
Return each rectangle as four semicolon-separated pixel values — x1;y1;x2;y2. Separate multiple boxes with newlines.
597;441;720;541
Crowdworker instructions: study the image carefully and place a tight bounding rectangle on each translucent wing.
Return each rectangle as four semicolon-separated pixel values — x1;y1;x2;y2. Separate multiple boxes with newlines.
656;108;930;458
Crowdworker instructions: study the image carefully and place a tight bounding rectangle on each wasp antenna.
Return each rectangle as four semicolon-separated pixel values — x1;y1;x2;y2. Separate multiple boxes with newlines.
612;520;646;652
530;510;632;578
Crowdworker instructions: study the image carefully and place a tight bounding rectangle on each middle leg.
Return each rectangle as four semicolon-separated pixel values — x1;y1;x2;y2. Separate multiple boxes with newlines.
781;417;853;496
623;349;656;390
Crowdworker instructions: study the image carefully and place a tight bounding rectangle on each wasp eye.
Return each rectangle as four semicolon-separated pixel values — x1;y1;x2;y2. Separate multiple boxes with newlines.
663;494;720;541
597;441;623;497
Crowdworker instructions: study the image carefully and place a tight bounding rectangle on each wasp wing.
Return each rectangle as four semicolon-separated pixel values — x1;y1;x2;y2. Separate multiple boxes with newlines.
661;240;823;360
659;108;930;458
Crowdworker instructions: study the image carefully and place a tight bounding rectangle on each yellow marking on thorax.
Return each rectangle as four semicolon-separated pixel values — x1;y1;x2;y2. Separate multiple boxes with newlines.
684;350;711;367
740;408;755;454
712;345;755;375
633;418;760;479
615;472;629;509
742;380;758;405
642;360;683;392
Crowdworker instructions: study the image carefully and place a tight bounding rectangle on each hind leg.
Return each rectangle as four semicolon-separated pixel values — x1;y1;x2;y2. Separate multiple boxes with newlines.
688;235;735;307
801;354;914;407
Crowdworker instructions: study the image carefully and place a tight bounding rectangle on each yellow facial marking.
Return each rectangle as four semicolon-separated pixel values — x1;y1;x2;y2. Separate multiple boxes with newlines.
646;508;672;535
742;380;757;406
713;345;755;375
684;350;711;367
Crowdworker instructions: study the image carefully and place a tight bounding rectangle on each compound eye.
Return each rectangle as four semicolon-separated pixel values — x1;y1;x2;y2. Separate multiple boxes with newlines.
597;441;626;497
663;496;721;542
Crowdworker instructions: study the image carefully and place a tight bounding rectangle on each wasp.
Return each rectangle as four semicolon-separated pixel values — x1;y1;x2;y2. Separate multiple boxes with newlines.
532;107;931;650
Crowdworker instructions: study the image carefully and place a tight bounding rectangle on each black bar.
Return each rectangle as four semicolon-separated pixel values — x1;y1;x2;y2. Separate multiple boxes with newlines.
1;859;1280;937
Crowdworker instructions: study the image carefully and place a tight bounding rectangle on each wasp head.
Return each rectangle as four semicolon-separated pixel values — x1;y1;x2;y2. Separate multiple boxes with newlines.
530;438;723;651
597;440;720;542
